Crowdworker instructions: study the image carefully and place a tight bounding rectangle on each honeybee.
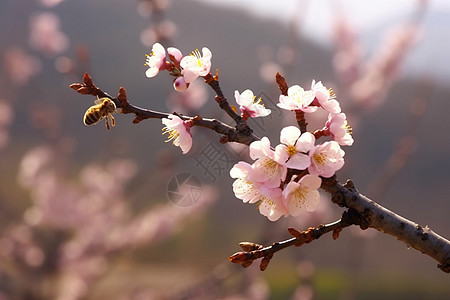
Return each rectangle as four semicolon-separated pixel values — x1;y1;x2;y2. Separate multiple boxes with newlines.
83;97;117;130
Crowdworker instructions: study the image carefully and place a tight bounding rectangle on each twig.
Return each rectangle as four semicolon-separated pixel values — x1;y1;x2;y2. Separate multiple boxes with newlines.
203;72;254;137
229;176;450;273
229;209;365;271
321;176;450;273
275;73;307;132
71;73;450;273
70;73;259;146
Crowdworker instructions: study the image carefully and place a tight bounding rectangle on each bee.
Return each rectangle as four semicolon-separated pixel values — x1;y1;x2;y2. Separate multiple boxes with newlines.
83;97;117;130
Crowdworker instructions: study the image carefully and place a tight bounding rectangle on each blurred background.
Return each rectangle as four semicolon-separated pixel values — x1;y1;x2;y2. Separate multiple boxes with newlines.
0;0;449;299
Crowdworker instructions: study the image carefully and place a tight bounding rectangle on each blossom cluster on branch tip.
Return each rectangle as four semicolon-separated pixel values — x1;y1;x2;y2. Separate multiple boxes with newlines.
148;44;273;154
145;44;354;220
230;80;353;221
144;42;212;92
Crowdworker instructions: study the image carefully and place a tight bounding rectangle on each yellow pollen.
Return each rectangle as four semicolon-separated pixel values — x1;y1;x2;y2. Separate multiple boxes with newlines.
294;189;306;205
264;159;278;169
162;127;180;144
254;97;263;105
257;196;273;208
313;152;327;165
287;145;297;156
328;88;336;99
190;49;202;67
264;197;274;206
345;122;353;135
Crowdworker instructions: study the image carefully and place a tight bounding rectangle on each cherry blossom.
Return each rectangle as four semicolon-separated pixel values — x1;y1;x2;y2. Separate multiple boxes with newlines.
249;137;287;188
277;85;317;113
234;89;271;120
230;161;263;204
180;47;212;83
161;114;192;154
167;47;183;64
145;43;166;78
311;80;341;113
258;186;288;221
325;113;354;146
274;126;315;170
308;141;345;178
282;175;321;216
230;161;287;221
29;12;69;56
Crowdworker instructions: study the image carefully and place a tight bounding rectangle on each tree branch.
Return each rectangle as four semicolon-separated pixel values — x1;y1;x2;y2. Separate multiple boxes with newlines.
229;177;450;273
321;177;450;273
70;73;450;274
229;209;365;271
70;73;259;146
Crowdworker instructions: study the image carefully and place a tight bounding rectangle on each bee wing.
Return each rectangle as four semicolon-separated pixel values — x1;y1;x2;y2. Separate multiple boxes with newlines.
94;97;105;105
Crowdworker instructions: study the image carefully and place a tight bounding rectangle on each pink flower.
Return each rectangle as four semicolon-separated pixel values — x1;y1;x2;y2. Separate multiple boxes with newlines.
282;175;321;216
29;12;69;56
230;161;287;221
308;141;345;178
311;80;341;113
234;89;271;120
249;137;287;188
325;113;354;146
161;114;192;154
258;186;288;221
230;161;263;204
145;43;166;78
167;47;183;64
274;126;315;170
180;47;212;83
277;85;317;113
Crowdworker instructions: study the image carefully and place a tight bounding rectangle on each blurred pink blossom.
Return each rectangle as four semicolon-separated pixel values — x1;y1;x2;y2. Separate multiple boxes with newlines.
3;47;41;86
11;143;218;299
29;12;69;56
0;101;14;149
167;79;209;113
137;0;172;17
332;13;422;110
332;16;364;86
37;0;66;7
350;23;422;109
140;20;178;48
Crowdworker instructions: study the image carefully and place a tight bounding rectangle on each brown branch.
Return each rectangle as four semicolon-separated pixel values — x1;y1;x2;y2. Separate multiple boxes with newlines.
203;72;254;137
275;73;308;132
230;176;450;273
275;72;289;96
295;110;308;133
70;73;259;146
229;209;364;271
321;176;450;273
71;74;450;274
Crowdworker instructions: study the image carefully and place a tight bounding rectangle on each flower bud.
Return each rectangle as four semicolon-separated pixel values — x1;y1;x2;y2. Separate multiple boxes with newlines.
173;76;188;92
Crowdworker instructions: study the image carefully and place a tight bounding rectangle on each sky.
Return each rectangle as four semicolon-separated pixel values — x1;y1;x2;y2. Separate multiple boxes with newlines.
195;0;448;43
195;0;450;80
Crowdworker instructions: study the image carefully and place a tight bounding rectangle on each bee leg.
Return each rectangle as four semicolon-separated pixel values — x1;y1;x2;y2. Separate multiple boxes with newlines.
110;114;115;127
105;117;110;130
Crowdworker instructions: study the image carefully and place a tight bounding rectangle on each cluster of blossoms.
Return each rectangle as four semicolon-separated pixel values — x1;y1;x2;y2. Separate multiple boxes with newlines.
145;43;272;154
145;43;353;221
145;42;214;153
145;42;212;92
230;81;354;221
